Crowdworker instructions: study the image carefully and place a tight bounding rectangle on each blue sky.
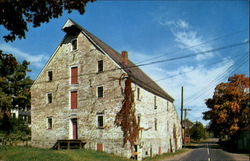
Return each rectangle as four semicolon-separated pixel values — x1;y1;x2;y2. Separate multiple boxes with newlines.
0;1;249;125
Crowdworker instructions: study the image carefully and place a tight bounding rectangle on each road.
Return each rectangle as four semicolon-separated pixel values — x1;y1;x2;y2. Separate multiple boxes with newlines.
163;138;249;161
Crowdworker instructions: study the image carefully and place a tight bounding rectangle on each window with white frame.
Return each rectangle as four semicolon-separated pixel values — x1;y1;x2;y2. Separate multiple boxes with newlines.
98;60;103;73
97;114;104;128
97;86;104;98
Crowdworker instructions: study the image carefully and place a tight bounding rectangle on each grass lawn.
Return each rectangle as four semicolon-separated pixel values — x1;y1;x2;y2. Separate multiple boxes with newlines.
143;149;189;161
0;146;130;161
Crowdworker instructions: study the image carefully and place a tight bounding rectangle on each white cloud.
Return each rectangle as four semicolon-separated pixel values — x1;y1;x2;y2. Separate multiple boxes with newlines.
176;19;189;29
0;44;48;68
158;18;214;61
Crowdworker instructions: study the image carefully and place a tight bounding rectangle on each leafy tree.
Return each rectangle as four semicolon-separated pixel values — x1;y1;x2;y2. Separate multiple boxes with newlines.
203;74;250;139
0;0;95;42
0;50;33;132
190;121;206;141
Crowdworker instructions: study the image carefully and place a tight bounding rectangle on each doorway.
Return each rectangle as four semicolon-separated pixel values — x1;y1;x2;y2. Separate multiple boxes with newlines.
70;118;78;140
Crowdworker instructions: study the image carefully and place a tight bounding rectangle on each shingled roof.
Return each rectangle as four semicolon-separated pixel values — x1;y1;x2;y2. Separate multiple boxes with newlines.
62;19;174;102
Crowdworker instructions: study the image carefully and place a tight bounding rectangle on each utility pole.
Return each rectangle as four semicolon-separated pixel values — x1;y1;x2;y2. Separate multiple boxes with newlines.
181;86;184;128
181;86;184;145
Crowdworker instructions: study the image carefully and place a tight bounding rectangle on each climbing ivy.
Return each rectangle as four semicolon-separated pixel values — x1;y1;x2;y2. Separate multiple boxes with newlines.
115;78;140;148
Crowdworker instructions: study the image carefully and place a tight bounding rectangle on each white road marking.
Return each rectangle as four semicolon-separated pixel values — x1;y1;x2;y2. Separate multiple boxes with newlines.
207;143;210;161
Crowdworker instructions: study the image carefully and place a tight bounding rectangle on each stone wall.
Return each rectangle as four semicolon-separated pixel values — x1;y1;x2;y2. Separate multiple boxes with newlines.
132;84;182;158
31;30;182;160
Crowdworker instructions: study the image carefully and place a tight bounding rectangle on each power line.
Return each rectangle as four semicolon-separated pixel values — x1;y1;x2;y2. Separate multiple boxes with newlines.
136;28;248;64
33;40;249;85
147;51;245;84
134;41;248;68
184;54;248;105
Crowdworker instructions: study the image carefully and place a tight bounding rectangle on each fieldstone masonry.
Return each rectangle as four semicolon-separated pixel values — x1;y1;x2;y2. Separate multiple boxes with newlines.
31;19;182;160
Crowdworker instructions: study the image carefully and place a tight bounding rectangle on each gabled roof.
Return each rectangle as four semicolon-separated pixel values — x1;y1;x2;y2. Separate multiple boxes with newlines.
62;19;174;102
64;19;174;102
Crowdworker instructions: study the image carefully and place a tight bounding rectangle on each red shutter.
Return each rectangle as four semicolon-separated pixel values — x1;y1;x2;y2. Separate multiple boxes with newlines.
158;147;161;154
97;143;103;152
71;67;78;84
71;91;77;109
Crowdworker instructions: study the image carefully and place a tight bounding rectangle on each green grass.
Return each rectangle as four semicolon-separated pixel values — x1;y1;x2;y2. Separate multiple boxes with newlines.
143;149;189;161
0;146;130;161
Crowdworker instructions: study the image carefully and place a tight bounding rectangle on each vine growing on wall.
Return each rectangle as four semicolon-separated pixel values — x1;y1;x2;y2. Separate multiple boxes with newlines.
173;124;178;150
114;77;140;148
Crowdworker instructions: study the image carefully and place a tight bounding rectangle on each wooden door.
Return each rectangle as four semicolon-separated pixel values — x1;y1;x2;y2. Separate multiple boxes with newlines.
72;119;78;139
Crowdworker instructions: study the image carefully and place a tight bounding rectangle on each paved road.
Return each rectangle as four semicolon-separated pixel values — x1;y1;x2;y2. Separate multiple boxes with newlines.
163;138;249;161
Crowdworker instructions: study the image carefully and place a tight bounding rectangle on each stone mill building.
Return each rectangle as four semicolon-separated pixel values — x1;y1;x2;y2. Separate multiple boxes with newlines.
31;19;182;160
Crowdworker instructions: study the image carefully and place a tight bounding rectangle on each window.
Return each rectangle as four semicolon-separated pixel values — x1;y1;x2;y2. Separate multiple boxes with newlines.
97;86;104;98
98;60;103;72
137;115;141;127
71;39;77;50
48;93;52;104
154;96;157;109
71;91;78;109
71;67;78;84
97;114;104;128
137;88;140;100
48;118;52;129
155;118;157;131
48;71;53;81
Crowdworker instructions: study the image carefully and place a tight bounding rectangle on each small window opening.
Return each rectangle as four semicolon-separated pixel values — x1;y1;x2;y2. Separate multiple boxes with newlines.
155;118;157;131
48;71;53;81
137;115;141;127
72;39;77;50
98;60;103;72
154;96;157;109
97;115;104;128
48;93;52;104
97;86;104;98
137;88;140;100
48;118;52;129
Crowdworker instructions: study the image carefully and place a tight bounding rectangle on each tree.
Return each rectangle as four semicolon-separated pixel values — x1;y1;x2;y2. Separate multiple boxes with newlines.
0;50;33;126
190;121;206;141
0;0;95;42
203;74;250;139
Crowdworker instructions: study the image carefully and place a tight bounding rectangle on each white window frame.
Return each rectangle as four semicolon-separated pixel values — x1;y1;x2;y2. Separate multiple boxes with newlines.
96;86;104;98
97;60;104;73
96;113;104;129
